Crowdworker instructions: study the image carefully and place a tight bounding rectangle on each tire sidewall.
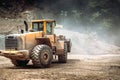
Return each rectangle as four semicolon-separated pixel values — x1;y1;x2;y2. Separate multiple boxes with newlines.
39;46;53;67
31;45;53;68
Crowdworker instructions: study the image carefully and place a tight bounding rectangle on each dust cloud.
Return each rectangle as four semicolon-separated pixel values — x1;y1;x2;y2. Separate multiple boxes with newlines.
55;28;120;55
0;35;5;50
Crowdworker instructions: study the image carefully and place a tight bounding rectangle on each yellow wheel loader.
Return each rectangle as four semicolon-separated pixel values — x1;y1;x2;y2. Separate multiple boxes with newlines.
0;19;71;68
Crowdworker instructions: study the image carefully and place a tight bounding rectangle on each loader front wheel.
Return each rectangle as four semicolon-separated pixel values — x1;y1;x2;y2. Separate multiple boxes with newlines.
31;45;53;68
58;43;67;63
11;60;29;66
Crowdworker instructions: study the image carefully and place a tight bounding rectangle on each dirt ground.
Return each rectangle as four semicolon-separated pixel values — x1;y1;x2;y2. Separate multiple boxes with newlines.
0;54;120;80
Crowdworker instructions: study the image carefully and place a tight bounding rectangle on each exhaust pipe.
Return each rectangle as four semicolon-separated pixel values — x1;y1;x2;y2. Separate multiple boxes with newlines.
24;21;28;32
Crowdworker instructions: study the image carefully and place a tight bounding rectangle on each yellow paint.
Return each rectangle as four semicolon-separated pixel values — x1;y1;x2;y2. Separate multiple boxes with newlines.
31;19;55;22
44;21;47;35
25;32;42;51
45;35;56;46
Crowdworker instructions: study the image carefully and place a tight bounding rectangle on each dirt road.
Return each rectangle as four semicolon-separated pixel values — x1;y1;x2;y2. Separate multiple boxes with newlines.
0;54;120;80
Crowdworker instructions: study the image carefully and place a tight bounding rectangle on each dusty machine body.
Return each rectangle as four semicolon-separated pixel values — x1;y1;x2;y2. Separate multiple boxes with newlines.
0;19;71;67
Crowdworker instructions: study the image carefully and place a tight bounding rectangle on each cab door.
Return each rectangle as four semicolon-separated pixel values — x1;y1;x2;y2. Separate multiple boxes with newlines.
45;22;56;46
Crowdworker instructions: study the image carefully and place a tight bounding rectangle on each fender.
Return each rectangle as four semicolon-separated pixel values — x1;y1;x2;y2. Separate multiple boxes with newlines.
36;37;52;48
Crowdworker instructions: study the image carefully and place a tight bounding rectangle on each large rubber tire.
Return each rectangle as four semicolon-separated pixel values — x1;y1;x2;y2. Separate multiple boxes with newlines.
11;60;29;66
31;45;53;68
58;43;68;63
66;40;71;52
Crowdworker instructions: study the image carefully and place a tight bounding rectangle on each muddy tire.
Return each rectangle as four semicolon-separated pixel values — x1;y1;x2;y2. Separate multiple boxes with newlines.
65;39;71;52
31;45;53;68
11;60;29;66
58;43;67;63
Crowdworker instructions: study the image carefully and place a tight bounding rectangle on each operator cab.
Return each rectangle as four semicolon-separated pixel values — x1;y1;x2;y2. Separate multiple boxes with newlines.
31;20;56;35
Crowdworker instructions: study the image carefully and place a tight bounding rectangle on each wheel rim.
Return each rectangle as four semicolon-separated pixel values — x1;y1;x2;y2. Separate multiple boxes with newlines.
41;50;50;63
43;53;48;61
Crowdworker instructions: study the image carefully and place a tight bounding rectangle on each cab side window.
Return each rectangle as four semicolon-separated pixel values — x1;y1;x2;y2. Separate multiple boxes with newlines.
32;22;44;31
39;22;44;31
33;23;38;31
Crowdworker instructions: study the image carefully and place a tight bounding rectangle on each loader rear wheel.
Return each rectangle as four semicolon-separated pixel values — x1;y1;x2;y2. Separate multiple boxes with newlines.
58;43;67;63
31;45;53;68
11;60;29;66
